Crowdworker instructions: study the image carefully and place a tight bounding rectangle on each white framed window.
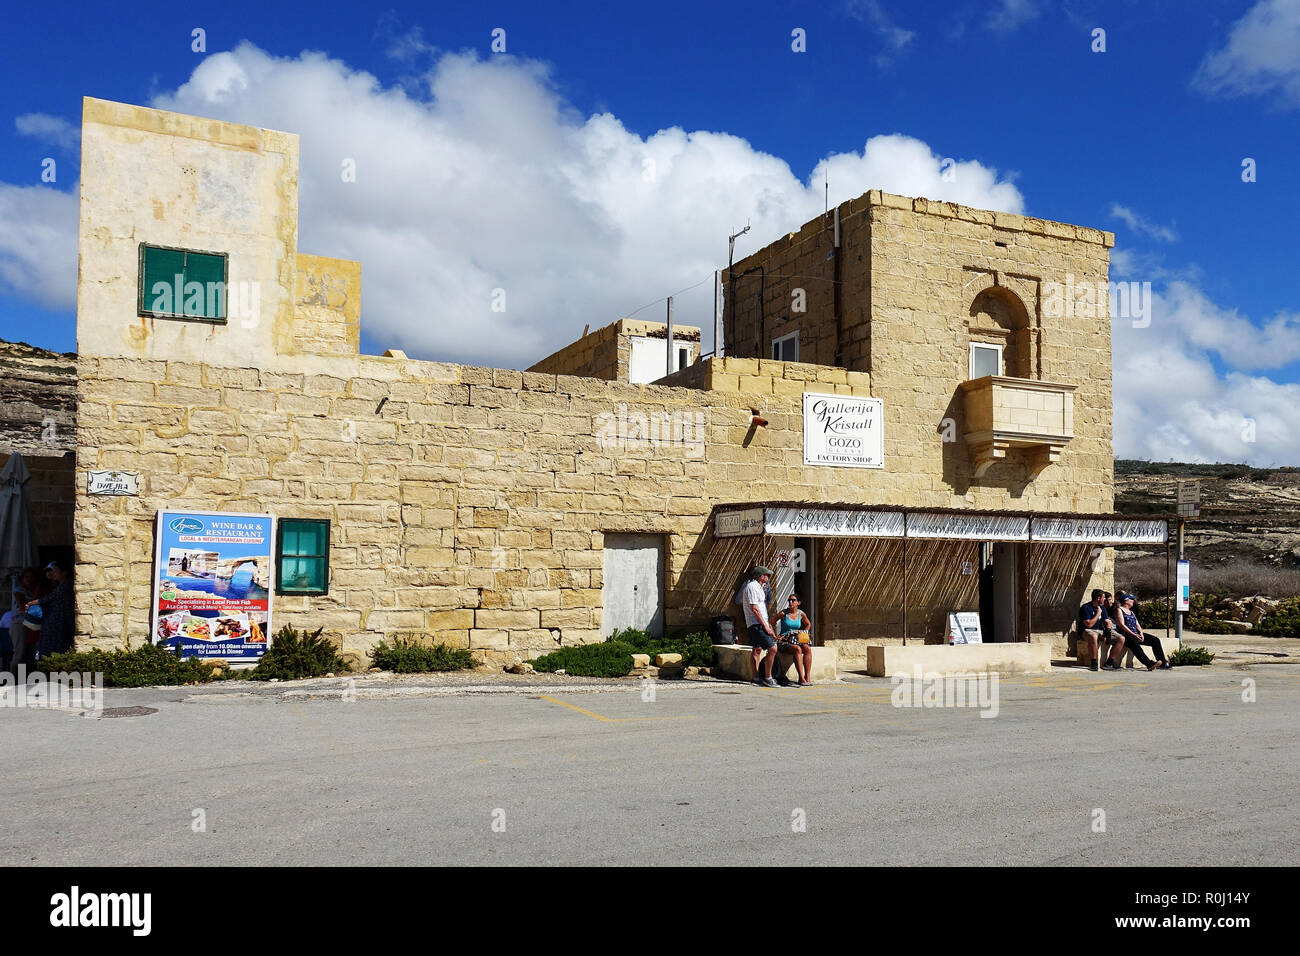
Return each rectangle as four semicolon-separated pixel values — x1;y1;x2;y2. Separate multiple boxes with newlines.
969;342;1003;379
772;331;799;362
677;346;690;370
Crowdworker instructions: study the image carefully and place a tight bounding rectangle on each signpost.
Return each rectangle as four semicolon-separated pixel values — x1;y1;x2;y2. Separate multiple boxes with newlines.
1174;481;1199;647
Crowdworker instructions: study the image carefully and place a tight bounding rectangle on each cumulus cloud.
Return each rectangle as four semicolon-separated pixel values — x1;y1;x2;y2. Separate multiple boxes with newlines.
1112;281;1300;466
141;42;1021;367
0;183;78;311
1193;0;1300;107
14;113;81;152
1108;203;1178;243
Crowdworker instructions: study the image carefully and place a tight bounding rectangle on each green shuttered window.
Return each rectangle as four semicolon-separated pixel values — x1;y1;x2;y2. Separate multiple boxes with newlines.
276;519;330;595
138;243;228;322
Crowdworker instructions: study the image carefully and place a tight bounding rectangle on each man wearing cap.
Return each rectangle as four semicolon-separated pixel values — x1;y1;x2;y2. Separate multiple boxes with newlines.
742;566;780;687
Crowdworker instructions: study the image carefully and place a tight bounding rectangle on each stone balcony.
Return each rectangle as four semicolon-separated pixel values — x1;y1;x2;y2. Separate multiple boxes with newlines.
959;376;1076;478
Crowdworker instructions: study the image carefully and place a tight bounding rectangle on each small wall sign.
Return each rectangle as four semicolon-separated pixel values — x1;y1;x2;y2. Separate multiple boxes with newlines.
88;471;140;496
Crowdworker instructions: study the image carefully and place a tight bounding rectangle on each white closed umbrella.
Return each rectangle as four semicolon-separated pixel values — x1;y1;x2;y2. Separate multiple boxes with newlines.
0;452;40;572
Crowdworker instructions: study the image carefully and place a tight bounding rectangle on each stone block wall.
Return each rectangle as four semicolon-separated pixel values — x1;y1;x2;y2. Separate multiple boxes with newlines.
529;318;701;383
75;351;1113;664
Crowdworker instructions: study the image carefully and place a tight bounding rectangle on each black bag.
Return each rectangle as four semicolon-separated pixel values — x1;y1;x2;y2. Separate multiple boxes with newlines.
711;615;735;645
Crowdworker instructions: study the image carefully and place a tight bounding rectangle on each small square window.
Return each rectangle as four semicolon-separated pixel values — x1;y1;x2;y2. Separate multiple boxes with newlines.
138;243;228;323
969;343;1003;379
772;331;799;362
276;519;330;595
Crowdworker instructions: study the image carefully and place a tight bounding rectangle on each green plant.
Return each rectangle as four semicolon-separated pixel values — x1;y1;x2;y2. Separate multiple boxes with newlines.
1135;600;1170;629
1253;597;1300;638
1186;617;1237;634
246;625;345;681
33;642;218;687
606;627;716;667
532;641;635;677
370;638;476;673
1169;646;1216;666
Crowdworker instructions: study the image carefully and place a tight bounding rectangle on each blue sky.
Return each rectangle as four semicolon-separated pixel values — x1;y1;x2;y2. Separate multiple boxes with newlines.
1;0;1298;463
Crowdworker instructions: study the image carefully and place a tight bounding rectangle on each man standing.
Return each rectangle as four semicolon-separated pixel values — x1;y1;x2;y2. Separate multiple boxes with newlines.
1079;588;1123;671
741;566;780;687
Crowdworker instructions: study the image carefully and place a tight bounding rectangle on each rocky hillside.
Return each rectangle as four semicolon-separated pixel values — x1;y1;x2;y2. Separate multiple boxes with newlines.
1115;461;1300;567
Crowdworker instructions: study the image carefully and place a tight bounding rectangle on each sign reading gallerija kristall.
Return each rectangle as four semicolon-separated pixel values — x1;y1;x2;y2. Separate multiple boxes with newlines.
803;393;883;468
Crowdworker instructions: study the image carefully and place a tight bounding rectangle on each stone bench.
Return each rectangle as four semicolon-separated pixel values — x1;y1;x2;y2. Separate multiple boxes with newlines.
1070;629;1180;667
713;644;838;683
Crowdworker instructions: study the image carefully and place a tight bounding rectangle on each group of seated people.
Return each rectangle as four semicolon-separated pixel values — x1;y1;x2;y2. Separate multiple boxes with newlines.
1078;589;1174;671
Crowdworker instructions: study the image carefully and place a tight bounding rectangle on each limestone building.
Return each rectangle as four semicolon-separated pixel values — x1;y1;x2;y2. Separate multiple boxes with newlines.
67;96;1166;671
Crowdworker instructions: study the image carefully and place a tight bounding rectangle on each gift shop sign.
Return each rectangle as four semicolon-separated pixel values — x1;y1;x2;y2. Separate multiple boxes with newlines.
803;393;884;469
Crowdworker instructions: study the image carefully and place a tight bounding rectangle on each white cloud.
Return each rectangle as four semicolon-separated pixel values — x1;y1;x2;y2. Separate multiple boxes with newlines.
14;113;81;152
138;42;1022;367
844;0;916;64
1108;203;1178;243
1113;282;1300;466
1193;0;1300;107
0;183;78;311
986;0;1040;34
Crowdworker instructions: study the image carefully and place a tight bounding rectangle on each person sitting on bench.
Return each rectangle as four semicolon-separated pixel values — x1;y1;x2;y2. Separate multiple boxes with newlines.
1113;592;1173;670
1079;589;1124;671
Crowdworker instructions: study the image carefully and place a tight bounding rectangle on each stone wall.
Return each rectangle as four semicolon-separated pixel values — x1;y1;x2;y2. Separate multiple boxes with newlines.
529;318;701;382
75;351;1113;663
728;190;1115;511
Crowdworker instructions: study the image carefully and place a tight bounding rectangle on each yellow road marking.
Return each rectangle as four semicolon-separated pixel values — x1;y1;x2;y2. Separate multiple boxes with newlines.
536;695;695;723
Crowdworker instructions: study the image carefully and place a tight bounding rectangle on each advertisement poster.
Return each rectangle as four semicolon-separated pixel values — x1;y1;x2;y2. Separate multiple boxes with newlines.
151;510;274;661
1177;560;1190;613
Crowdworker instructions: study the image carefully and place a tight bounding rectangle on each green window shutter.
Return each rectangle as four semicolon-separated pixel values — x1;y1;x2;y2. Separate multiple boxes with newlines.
138;244;227;321
141;246;186;315
276;519;331;595
183;251;227;319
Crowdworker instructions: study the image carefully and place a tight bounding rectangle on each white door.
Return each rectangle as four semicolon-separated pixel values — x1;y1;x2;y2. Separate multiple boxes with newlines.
602;533;664;637
628;337;669;384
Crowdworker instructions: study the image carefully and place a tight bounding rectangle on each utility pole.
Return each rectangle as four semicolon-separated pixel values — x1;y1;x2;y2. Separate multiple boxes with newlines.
665;296;674;379
726;222;750;359
1175;480;1199;649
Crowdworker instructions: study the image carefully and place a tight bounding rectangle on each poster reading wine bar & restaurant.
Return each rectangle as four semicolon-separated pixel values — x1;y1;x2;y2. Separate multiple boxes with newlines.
151;510;274;661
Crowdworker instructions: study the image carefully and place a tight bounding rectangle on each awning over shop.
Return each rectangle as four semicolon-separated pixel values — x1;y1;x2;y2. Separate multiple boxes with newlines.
717;504;1168;544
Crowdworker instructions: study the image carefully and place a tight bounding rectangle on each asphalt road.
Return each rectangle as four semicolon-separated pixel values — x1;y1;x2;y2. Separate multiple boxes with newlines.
3;663;1297;866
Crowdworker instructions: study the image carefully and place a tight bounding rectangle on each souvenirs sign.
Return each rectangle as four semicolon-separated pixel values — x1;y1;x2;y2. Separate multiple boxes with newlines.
151;510;274;661
803;393;884;469
766;507;905;538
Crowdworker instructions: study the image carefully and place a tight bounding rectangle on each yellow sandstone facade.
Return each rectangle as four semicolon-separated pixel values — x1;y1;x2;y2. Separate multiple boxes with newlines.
72;97;1130;668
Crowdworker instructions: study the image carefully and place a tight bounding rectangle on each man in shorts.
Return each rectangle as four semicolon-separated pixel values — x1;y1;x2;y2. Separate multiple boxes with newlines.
1079;588;1124;671
741;566;780;687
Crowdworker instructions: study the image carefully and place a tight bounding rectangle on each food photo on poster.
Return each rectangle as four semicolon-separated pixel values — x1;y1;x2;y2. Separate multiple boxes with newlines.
151;510;274;661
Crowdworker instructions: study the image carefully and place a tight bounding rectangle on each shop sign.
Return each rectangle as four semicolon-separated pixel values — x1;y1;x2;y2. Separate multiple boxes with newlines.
1032;517;1168;544
803;393;884;468
715;507;764;538
908;512;1029;542
766;507;905;538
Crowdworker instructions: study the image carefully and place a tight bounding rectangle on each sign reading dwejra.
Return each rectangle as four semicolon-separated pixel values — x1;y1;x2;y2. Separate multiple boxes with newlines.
150;510;274;661
803;393;884;468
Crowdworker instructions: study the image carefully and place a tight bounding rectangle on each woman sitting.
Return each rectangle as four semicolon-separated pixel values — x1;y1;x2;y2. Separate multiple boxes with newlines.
772;593;814;686
1114;592;1173;670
